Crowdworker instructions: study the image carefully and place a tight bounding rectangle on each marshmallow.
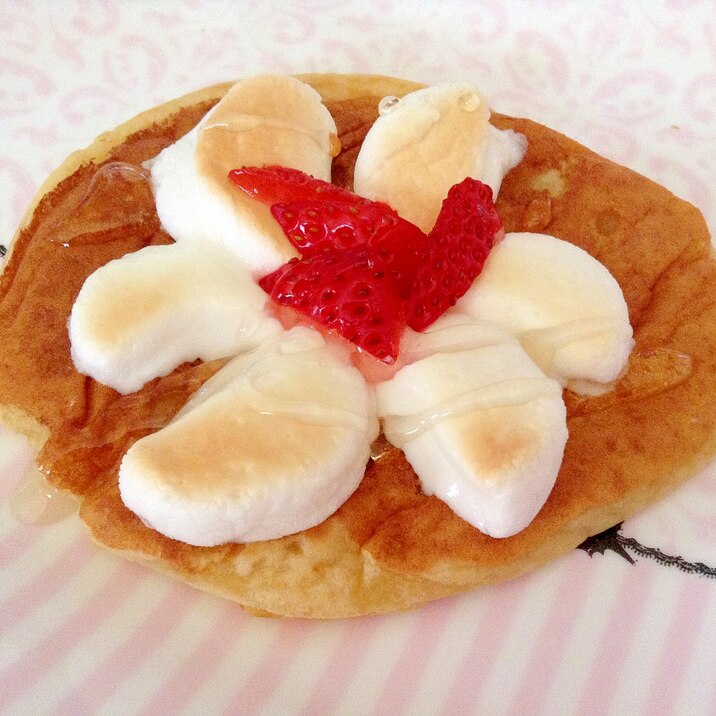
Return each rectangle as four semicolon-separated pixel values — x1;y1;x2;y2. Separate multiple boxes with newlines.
148;75;338;274
377;314;567;537
69;242;280;394
120;327;379;546
353;83;526;232
456;232;634;393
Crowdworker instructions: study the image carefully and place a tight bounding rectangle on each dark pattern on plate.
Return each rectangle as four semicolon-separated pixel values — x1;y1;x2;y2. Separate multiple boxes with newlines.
579;523;716;578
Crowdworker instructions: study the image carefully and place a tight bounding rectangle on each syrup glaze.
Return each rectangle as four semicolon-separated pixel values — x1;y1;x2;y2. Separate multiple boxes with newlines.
10;468;77;525
47;162;153;248
0;100;217;434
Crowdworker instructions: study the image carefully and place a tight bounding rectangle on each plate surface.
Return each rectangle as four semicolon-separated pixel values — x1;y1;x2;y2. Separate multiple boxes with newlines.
0;2;714;714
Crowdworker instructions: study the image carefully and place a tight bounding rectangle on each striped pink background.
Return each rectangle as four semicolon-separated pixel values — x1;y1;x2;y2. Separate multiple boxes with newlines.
1;2;714;713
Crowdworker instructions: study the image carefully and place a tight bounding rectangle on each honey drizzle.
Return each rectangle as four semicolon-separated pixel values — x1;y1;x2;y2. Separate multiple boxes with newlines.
370;433;393;461
10;467;78;525
565;348;694;416
38;359;227;489
46;161;156;248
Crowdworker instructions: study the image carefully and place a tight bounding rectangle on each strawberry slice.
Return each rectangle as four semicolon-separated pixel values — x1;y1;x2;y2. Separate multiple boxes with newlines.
228;166;427;296
408;178;502;331
271;200;389;253
270;200;427;297
228;166;363;206
248;170;503;361
259;248;405;363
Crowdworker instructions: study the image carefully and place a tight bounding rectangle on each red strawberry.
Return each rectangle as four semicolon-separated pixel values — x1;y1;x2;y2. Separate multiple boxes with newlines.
229;166;428;296
259;248;405;363
228;166;363;206
407;178;502;331
270;200;427;297
251;170;503;361
271;200;385;253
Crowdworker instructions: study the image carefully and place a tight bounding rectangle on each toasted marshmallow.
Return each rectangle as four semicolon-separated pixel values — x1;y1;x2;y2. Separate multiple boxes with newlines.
377;314;567;538
119;327;379;546
69;242;280;394
147;75;338;274
456;232;634;393
353;83;526;232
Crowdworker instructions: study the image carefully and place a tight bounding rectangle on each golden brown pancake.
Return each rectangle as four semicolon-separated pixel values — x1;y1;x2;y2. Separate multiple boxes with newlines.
1;74;714;618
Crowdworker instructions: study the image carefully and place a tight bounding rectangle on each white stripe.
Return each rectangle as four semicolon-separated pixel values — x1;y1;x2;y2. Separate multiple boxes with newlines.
179;610;281;715
1;558;125;713
606;567;683;715
263;620;348;714
101;594;224;714
0;519;81;602
539;553;632;714
0;548;115;672
334;610;420;715
403;589;492;713
671;587;716;716
472;557;569;715
41;570;170;713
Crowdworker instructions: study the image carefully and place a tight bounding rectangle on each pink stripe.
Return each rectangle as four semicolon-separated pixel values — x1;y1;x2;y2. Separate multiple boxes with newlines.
439;576;529;715
0;563;144;708
51;581;200;715
506;553;597;715
222;619;312;715
138;604;247;715
641;577;712;715
374;595;460;714
574;561;656;715
298;615;386;714
0;532;94;633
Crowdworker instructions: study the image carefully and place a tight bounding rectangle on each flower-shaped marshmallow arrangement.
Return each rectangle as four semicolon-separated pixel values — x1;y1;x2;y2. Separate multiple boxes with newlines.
69;76;633;547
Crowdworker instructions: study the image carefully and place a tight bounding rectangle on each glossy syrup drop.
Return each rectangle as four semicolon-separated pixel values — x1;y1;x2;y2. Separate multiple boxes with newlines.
458;91;481;112
47;161;155;248
565;348;694;416
370;433;393;461
10;467;77;526
95;161;150;183
378;96;401;116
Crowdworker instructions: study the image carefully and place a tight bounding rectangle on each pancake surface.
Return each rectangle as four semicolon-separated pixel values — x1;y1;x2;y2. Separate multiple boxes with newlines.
1;74;714;618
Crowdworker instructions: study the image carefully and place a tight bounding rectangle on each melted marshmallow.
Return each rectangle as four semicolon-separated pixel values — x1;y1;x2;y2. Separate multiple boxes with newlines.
456;232;634;393
69;242;280;394
376;313;567;538
353;83;526;232
119;327;379;546
147;75;338;275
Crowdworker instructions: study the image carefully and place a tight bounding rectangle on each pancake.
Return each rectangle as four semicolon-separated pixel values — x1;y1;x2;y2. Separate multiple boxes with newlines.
1;73;714;618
